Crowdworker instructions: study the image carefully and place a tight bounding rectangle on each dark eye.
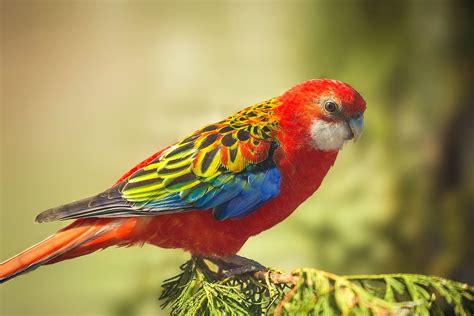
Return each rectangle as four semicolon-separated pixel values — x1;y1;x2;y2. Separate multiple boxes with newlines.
324;101;338;113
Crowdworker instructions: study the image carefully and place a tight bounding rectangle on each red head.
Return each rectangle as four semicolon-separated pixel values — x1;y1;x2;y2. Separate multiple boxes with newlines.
276;79;366;152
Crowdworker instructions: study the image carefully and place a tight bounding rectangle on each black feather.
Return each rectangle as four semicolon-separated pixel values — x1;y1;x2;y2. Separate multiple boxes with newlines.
35;189;131;222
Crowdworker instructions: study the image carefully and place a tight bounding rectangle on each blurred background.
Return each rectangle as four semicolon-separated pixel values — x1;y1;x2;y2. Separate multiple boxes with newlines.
1;0;473;315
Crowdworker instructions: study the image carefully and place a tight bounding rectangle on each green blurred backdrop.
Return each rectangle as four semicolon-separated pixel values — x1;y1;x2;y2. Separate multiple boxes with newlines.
1;0;473;315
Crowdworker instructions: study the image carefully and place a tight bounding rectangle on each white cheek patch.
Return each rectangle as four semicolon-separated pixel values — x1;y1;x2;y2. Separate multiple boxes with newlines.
310;119;352;151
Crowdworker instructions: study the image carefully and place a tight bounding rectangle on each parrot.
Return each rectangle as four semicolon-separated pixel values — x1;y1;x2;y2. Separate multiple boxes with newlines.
0;78;366;283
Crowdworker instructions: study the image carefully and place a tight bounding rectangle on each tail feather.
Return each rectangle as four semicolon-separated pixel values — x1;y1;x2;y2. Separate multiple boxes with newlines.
0;219;115;283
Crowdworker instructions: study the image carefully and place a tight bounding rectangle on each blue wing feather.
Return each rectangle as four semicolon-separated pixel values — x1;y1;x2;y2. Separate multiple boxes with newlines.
141;194;191;211
167;166;281;221
211;167;281;220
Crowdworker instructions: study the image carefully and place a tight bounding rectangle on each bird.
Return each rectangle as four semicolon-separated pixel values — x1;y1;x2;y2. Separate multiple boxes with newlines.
0;78;366;283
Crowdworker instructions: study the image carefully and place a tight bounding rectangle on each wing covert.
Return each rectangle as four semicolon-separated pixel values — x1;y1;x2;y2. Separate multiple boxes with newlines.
36;98;282;222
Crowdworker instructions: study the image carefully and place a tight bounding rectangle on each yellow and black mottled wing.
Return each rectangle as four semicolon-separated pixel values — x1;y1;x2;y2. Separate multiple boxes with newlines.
36;98;282;222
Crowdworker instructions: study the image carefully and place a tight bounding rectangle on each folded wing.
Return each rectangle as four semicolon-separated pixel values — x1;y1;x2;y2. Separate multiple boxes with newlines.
36;99;282;222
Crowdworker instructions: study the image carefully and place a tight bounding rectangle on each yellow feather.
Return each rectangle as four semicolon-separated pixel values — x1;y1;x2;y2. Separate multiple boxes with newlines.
123;181;164;195
143;162;164;171
158;166;191;179
192;149;222;178
226;148;248;172
128;172;159;183
165;156;193;169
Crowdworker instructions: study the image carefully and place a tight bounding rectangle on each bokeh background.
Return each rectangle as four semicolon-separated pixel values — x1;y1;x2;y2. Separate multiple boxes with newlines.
1;0;473;315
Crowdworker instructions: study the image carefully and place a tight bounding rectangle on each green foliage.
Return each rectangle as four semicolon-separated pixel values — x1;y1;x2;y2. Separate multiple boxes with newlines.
160;260;288;315
160;259;474;315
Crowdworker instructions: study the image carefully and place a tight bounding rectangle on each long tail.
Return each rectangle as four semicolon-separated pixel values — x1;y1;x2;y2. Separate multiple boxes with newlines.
0;218;139;283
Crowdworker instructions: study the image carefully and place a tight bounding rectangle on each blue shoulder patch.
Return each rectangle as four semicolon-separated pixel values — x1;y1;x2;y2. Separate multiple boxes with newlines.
212;167;281;220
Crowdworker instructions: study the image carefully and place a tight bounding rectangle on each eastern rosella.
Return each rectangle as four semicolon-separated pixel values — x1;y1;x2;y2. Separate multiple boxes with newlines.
0;79;366;283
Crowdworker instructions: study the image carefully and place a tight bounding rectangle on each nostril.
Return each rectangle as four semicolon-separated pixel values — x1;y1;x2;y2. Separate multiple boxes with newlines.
352;112;362;119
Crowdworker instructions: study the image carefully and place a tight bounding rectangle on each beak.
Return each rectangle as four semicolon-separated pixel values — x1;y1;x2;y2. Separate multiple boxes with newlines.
348;116;364;142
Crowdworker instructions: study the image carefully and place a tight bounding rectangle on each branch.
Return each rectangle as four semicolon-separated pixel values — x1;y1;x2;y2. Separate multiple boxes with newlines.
253;270;298;285
159;259;474;315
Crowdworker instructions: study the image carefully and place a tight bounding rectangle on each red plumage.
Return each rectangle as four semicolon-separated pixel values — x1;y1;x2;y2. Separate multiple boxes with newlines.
0;79;366;283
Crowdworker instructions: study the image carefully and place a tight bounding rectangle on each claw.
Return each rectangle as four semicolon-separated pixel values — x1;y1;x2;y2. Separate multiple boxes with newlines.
192;254;267;278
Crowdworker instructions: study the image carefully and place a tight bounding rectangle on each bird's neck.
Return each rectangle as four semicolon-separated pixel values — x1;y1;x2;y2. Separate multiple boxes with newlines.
273;96;339;197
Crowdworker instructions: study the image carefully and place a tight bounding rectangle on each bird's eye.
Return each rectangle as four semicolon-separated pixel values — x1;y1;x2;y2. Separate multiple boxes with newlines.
324;101;338;113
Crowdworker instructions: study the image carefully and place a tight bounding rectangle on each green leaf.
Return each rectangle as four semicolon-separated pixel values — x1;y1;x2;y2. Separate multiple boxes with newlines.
334;281;357;314
159;259;474;316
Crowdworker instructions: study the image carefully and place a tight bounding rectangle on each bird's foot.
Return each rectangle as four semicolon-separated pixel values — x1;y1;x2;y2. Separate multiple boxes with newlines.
193;254;267;279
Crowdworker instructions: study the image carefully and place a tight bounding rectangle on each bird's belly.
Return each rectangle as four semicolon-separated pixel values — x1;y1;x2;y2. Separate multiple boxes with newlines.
144;149;338;257
144;211;248;257
143;186;322;257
